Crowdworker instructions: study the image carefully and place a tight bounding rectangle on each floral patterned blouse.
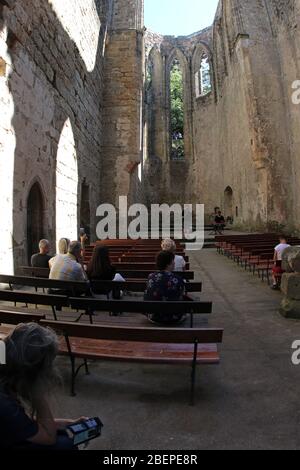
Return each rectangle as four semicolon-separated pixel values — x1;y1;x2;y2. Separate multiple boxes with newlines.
144;271;185;324
145;271;185;301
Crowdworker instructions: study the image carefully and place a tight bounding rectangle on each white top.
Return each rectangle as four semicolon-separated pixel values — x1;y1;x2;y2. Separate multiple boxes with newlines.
174;255;186;272
275;243;291;261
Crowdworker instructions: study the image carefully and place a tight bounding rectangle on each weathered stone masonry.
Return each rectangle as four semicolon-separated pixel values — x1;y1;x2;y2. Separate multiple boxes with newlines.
0;0;300;274
144;0;300;231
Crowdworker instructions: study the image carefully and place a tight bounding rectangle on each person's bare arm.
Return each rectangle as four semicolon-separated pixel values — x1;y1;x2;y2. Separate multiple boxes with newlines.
274;250;278;263
27;398;57;446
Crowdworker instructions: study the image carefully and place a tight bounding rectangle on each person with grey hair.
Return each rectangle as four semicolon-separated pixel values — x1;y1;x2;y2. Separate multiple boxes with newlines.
49;241;87;282
0;323;87;449
161;238;186;272
31;239;52;268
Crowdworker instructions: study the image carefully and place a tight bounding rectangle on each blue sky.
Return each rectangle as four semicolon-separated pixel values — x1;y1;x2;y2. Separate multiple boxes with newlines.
144;0;220;36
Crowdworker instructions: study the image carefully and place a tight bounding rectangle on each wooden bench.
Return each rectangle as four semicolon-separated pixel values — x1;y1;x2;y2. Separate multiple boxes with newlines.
0;274;88;295
117;270;194;280
20;266;195;281
0;290;69;321
41;319;223;405
0;310;46;340
90;280;202;295
69;297;212;327
21;266;50;278
0;275;202;296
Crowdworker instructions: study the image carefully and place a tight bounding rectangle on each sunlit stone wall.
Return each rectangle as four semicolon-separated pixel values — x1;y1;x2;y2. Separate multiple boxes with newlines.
0;0;112;270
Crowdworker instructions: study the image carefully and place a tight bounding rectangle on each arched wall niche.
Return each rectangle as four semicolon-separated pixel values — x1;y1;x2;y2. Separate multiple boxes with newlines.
26;179;46;264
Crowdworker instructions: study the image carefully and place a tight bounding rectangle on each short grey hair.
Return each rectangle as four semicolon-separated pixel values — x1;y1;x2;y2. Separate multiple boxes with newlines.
68;241;82;256
39;239;50;250
161;238;176;253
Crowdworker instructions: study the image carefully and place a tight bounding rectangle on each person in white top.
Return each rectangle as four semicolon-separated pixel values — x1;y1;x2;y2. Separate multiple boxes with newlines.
271;235;291;290
161;238;186;272
49;238;70;269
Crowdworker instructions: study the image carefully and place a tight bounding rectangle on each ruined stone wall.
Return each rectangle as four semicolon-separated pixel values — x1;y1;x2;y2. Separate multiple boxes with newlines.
144;29;213;207
144;0;300;231
267;0;300;230
0;0;112;271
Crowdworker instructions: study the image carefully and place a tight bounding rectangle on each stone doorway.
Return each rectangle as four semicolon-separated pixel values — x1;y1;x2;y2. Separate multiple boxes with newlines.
80;181;91;238
26;182;45;264
224;186;233;222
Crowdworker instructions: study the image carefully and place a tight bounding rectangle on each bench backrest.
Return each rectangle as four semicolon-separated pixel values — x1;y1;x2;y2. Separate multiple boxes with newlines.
90;280;202;293
0;289;69;308
0;310;45;325
0;275;202;295
0;274;87;293
69;297;212;315
118;270;194;280
41;320;223;344
21;267;50;278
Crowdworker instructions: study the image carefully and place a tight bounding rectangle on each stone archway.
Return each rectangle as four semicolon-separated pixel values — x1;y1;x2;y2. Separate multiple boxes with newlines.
56;118;78;244
224;186;233;221
27;182;45;264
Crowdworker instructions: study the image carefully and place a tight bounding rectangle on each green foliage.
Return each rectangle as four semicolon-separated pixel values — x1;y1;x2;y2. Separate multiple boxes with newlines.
171;140;185;161
170;63;184;134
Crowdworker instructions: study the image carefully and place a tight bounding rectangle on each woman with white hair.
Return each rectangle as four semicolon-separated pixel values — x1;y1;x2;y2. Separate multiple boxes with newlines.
49;238;70;269
161;238;186;272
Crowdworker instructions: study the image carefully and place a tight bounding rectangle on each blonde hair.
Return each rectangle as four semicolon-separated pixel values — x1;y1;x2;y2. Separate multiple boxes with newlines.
161;238;176;253
58;238;70;255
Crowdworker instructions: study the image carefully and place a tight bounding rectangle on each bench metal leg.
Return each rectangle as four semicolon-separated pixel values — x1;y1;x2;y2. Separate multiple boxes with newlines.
51;306;58;321
190;341;198;406
84;359;90;375
70;356;76;397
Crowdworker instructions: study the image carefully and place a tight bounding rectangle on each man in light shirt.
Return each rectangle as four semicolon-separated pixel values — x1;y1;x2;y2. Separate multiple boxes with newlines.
271;235;291;290
48;241;88;302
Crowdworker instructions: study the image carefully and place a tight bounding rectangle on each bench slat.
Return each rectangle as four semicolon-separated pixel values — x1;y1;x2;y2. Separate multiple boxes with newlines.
41;320;223;344
69;298;212;315
58;338;220;364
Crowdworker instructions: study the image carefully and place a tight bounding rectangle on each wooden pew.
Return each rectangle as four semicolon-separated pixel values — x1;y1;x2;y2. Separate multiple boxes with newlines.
0;290;69;321
0;274;87;295
69;297;212;328
41;319;223;405
0;275;202;296
0;310;46;340
20;266;195;281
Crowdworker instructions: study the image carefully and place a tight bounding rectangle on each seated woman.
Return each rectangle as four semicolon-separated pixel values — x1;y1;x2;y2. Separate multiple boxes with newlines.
87;245;125;298
144;251;185;324
0;323;87;450
161;238;186;272
49;238;70;269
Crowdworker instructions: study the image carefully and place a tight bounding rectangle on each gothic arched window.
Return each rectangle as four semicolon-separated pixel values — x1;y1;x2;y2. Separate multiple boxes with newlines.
195;53;212;98
170;59;185;161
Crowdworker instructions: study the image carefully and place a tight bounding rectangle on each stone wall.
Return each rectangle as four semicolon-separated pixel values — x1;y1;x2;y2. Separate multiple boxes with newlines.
144;0;300;231
0;0;112;271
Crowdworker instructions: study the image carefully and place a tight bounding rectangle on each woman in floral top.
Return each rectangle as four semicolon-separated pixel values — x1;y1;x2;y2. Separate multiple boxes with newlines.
144;251;185;324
